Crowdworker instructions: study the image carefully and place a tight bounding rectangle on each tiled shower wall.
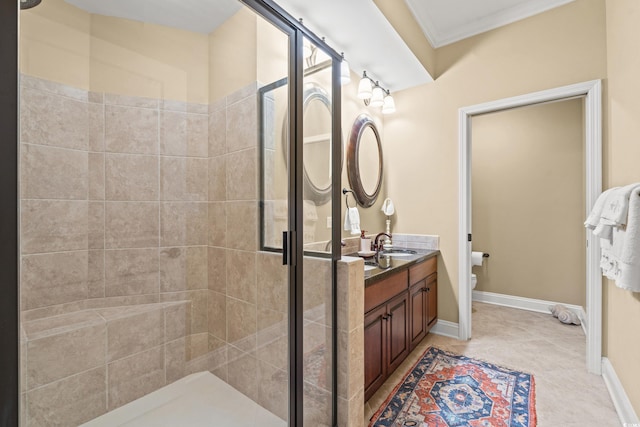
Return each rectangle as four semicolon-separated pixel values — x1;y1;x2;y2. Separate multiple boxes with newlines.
19;75;334;425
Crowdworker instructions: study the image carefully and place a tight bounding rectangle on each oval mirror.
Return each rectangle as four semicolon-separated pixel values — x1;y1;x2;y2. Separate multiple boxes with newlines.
347;114;383;207
282;83;342;205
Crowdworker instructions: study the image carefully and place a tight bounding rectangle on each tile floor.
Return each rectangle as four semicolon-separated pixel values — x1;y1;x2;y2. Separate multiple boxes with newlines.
365;302;621;426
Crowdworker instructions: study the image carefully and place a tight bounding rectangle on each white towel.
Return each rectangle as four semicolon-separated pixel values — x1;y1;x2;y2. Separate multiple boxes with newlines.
381;198;395;216
344;207;361;235
600;183;640;227
597;185;640;292
585;187;616;229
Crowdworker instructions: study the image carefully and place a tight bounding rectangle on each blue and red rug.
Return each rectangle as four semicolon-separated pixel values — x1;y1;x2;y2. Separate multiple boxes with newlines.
369;347;536;427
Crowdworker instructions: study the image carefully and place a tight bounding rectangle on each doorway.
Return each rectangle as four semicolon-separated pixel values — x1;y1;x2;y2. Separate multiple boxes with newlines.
458;80;603;374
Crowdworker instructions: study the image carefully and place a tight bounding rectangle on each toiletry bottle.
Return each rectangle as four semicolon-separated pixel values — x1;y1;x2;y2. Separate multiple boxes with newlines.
360;230;371;253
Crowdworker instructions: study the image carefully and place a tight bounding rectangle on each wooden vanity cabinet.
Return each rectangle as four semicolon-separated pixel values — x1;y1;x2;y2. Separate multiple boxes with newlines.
364;256;437;401
409;273;437;351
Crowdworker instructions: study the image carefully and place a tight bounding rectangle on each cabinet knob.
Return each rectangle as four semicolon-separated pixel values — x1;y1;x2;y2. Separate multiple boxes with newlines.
388;312;393;318
382;315;389;321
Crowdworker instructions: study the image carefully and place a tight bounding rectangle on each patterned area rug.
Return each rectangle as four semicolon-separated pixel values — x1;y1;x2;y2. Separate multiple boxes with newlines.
369;347;536;427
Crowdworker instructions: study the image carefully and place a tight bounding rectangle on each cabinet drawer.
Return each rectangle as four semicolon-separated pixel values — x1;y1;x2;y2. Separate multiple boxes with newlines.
409;257;437;285
365;270;408;313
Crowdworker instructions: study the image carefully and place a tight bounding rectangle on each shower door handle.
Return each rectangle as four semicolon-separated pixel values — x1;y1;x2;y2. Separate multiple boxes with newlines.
282;231;296;266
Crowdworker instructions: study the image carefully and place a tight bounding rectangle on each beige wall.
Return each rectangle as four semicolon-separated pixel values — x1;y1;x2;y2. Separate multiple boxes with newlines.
605;0;640;414
471;99;586;306
384;0;607;322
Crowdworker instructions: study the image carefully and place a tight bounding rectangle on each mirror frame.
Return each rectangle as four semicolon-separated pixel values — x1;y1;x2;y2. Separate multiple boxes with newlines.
280;81;343;205
347;114;383;208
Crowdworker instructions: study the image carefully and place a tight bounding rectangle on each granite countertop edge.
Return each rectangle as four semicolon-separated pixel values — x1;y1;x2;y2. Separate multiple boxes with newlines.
362;249;440;286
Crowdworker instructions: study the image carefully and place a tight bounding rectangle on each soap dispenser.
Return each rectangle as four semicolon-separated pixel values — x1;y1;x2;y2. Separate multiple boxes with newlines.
360;230;371;253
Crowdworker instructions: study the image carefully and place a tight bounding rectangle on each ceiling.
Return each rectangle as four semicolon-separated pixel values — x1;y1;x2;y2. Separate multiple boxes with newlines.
63;0;574;91
405;0;575;48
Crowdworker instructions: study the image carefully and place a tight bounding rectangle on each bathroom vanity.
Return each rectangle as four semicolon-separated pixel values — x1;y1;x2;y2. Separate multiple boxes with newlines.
363;251;438;400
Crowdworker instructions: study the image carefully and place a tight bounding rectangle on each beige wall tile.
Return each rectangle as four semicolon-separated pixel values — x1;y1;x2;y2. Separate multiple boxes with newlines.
257;252;287;313
208;155;227;201
207;247;226;293
104;248;159;296
160;202;208;246
105;202;159;249
106;308;164;362
227;347;258;402
105;105;158;154
226;250;256;303
88;202;105;249
27;367;107;427
21;251;89;310
89;102;105;152
263;149;276;200
104;94;158;109
208;109;226;157
257;360;288;421
27;323;106;389
226;95;257;153
226;82;258;106
160;111;208;158
161;290;208;334
256;308;287;371
337;261;364;332
303;382;332;426
89;153;105;200
187;114;209;157
20;76;88;101
208;202;227;247
160;246;208;292
226;148;256;201
21;144;88;200
21;200;88;254
88;250;105;298
165;302;189;342
226;298;256;353
105;154;158;201
160;111;188;156
208;291;226;341
20;87;89;150
160;157;208;201
107;346;165;410
165;337;188;384
226;201;257;251
187;332;210;360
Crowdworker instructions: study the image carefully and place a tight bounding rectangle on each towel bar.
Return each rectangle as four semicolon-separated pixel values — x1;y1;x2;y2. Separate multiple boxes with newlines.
343;188;355;208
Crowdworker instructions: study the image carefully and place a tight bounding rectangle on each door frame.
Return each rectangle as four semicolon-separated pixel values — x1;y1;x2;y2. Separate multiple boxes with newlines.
458;80;603;374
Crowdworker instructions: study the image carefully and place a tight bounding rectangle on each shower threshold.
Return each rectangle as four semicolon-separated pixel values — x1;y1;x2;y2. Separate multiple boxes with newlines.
80;371;286;427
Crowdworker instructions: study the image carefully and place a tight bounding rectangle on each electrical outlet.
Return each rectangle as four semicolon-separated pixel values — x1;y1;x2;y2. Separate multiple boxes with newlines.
326;216;331;228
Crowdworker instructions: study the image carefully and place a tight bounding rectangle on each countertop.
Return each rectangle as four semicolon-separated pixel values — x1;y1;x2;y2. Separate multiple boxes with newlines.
347;249;440;286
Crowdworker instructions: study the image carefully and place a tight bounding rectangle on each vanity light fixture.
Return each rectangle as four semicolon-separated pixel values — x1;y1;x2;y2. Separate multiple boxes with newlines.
340;53;351;86
357;71;395;113
382;90;396;114
369;84;384;107
357;71;373;99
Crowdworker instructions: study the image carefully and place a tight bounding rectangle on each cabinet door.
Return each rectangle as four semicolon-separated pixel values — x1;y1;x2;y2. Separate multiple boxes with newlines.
364;304;387;401
409;280;426;351
387;291;410;374
426;273;438;328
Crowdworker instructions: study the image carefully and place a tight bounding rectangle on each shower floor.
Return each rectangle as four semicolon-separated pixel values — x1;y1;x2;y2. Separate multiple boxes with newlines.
81;371;286;427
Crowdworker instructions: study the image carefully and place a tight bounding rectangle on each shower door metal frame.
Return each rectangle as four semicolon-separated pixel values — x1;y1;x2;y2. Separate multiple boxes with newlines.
241;2;342;425
0;0;19;424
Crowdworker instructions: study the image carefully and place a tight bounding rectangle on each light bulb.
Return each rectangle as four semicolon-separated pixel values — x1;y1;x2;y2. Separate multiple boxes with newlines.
370;86;384;107
340;56;351;86
357;73;372;99
382;93;396;114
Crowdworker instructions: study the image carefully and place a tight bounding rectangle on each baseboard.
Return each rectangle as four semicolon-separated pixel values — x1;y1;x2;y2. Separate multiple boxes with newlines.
472;290;587;335
602;357;640;426
430;319;459;339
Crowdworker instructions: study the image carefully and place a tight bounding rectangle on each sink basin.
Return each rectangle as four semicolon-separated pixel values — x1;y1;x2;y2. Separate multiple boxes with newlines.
364;261;378;271
381;249;417;257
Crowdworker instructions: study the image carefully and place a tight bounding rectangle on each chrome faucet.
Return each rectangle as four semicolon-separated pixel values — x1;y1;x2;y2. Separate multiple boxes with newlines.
373;232;392;253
